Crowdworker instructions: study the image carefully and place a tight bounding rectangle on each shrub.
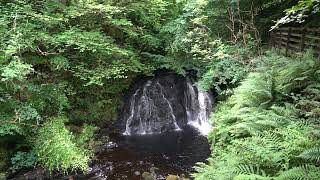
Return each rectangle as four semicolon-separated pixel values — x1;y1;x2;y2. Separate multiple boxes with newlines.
197;41;256;98
198;58;248;95
10;151;37;173
34;117;90;174
76;124;98;152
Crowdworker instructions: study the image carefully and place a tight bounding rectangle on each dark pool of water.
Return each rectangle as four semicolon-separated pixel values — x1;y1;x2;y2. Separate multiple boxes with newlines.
82;125;211;180
11;126;210;180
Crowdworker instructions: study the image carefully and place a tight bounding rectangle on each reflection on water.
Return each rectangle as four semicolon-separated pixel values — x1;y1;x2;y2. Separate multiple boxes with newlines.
84;125;211;180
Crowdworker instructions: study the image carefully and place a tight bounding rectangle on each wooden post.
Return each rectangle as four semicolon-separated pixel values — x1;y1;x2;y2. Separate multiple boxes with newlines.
270;31;274;48
279;30;282;49
300;28;306;52
285;28;291;56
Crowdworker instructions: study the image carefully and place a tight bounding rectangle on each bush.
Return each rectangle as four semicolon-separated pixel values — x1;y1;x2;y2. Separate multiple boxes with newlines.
76;124;98;153
10;151;37;173
198;58;248;95
34;117;90;174
197;41;256;98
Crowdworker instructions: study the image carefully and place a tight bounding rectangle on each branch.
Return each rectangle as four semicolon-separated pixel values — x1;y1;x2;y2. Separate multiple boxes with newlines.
37;46;58;56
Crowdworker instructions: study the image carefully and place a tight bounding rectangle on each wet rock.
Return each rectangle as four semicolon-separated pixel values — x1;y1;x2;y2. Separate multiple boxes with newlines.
163;154;170;160
134;171;141;176
10;167;50;180
106;141;118;149
158;174;166;180
118;73;213;135
118;74;189;135
142;172;155;180
142;167;159;180
121;175;127;179
166;174;190;180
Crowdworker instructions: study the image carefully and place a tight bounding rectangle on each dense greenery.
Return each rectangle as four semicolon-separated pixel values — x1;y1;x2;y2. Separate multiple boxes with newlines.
194;50;320;179
0;0;319;179
0;0;179;175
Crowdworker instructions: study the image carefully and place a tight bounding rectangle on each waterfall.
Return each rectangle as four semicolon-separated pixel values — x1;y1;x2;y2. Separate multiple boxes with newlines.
123;89;140;135
156;82;181;131
121;74;213;136
185;80;213;135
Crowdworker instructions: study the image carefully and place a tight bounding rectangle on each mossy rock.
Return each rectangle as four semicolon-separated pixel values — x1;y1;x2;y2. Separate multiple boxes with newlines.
166;174;189;180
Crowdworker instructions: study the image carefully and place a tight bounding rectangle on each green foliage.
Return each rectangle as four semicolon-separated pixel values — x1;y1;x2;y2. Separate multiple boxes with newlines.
272;0;320;29
198;57;247;95
1;0;177;174
194;51;320;179
76;124;98;150
0;124;24;137
298;148;320;163
1;60;33;82
34;117;90;173
49;56;70;71
277;164;320;180
160;0;213;74
0;148;10;172
17;105;41;124
1;0;318;177
197;39;259;99
10;151;37;173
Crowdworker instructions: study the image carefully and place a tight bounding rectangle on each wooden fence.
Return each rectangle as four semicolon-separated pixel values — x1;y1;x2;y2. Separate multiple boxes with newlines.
270;27;320;57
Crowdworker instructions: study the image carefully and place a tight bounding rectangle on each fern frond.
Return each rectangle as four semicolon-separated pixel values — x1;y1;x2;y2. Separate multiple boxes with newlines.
232;164;272;180
235;164;267;176
234;174;271;180
277;164;320;180
311;129;320;139
232;72;273;108
298;148;320;163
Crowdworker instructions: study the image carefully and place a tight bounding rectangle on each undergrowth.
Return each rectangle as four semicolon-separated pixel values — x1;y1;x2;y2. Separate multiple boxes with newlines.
194;50;320;180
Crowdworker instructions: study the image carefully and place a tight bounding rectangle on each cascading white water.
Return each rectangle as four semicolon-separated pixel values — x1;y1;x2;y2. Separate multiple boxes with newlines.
123;79;182;135
156;82;181;131
121;75;213;136
123;89;140;135
185;80;213;135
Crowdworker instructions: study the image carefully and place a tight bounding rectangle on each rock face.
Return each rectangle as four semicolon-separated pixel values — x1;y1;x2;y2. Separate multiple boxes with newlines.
119;73;213;135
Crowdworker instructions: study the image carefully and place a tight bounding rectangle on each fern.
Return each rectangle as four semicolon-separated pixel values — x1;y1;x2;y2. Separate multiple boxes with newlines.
232;72;274;109
234;174;271;180
298;148;320;163
194;51;320;180
277;164;320;180
235;164;267;177
275;50;319;95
